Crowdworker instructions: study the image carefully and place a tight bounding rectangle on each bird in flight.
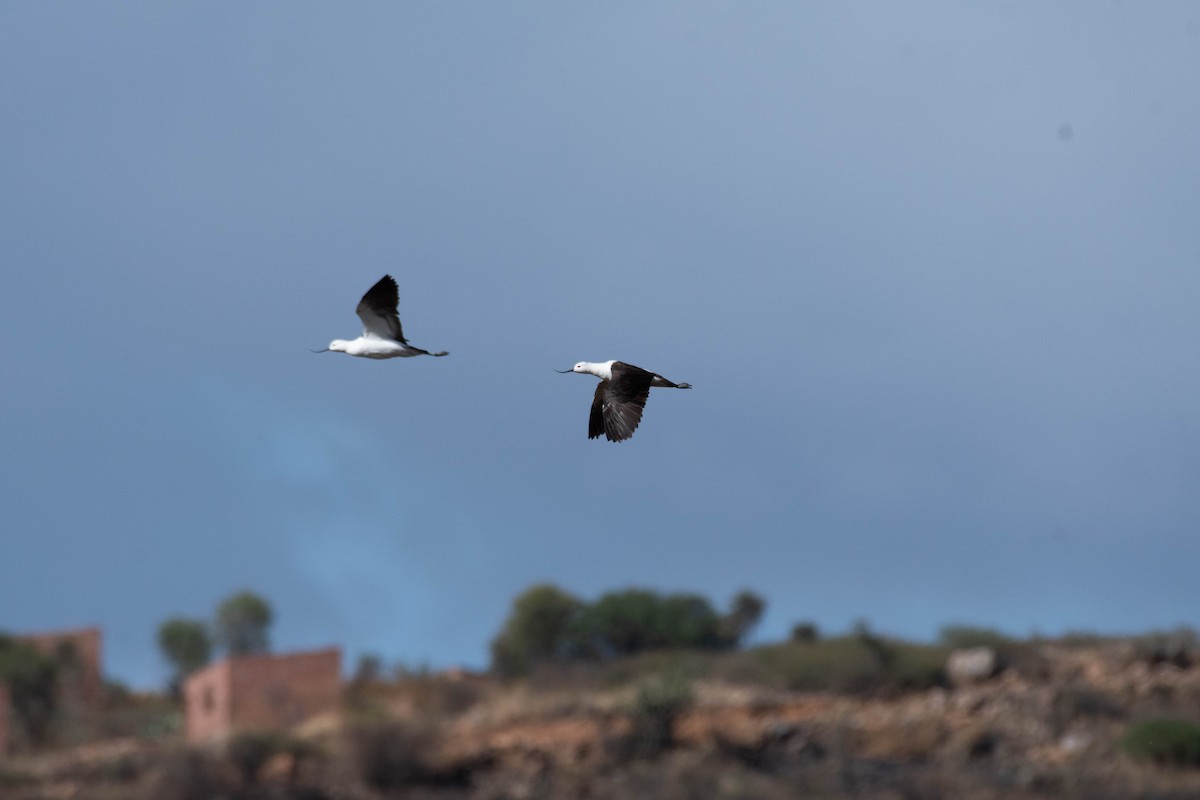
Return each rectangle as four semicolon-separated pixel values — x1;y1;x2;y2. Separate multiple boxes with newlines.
314;275;448;359
557;360;691;442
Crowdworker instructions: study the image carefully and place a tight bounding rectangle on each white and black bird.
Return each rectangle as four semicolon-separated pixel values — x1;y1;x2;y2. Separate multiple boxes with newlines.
314;275;448;359
557;361;691;442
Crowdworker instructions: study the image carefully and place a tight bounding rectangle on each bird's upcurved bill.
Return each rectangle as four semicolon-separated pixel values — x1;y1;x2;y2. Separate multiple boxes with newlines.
310;348;330;353
554;367;573;373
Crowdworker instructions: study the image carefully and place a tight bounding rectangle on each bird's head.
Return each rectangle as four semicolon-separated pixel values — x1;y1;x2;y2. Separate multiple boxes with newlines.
556;361;615;380
311;339;348;354
556;362;590;375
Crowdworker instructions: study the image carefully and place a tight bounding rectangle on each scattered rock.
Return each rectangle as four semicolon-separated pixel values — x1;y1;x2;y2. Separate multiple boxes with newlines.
947;647;1000;686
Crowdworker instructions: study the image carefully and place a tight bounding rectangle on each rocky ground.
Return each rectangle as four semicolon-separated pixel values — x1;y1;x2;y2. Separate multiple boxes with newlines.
5;639;1200;799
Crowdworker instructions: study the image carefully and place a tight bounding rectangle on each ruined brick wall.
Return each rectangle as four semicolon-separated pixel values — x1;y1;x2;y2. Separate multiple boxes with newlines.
20;627;104;714
228;648;341;733
185;648;341;742
184;660;233;743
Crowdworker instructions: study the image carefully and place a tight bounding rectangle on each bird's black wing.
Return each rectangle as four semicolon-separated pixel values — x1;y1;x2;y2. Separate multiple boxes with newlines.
356;275;407;343
590;364;654;442
588;382;608;440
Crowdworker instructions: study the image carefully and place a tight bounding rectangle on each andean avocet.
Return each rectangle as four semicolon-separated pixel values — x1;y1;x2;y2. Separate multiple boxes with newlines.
314;275;448;359
556;361;691;442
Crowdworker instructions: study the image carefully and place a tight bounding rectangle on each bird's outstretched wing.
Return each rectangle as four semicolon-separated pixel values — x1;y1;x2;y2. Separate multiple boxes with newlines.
589;364;654;442
356;275;407;343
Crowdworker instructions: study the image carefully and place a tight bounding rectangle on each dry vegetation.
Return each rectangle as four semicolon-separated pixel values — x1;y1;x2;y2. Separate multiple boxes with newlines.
6;630;1200;799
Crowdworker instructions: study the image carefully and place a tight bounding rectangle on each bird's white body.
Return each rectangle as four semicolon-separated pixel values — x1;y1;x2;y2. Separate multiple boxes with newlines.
319;275;447;359
328;336;432;359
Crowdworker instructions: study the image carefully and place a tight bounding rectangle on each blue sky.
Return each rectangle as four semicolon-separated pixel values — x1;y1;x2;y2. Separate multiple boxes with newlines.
2;3;1198;689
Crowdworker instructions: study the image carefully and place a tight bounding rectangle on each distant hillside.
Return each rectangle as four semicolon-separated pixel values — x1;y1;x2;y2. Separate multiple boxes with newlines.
4;632;1200;799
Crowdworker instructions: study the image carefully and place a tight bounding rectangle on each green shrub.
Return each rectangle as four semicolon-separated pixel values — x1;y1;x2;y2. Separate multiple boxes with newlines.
1121;718;1200;766
157;618;212;693
100;688;181;741
571;589;722;658
214;591;273;656
389;672;487;718
1133;628;1199;668
938;625;1014;650
97;753;141;783
352;653;384;684
56;751;145;784
887;642;950;692
350;720;439;790
1055;630;1114;648
790;622;820;643
0;767;35;789
155;747;231;800
490;584;585;676
490;584;745;676
750;636;947;696
852;621;895;669
752;638;881;694
619;671;695;759
0;634;60;747
718;590;766;648
227;730;288;784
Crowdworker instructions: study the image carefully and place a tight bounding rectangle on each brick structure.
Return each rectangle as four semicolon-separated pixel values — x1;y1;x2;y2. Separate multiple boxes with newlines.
19;627;105;715
0;628;103;754
184;647;341;743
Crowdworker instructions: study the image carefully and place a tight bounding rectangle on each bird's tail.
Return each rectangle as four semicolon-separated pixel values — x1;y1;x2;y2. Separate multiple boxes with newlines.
652;375;691;389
